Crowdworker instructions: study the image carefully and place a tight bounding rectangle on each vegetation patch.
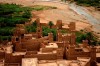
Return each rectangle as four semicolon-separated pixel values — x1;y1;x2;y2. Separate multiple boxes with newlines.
0;3;32;40
32;5;57;11
76;30;98;45
0;4;57;41
26;21;57;41
73;0;100;7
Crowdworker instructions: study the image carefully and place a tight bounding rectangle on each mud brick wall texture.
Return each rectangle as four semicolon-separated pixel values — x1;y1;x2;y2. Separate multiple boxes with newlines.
24;54;57;60
0;52;5;59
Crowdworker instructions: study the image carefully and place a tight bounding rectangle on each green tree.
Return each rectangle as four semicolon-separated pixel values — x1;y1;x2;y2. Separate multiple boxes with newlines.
42;26;57;41
48;21;54;28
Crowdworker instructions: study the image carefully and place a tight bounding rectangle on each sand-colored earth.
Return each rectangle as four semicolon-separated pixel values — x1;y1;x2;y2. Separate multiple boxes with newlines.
0;0;91;30
84;7;100;22
30;1;91;31
0;0;34;6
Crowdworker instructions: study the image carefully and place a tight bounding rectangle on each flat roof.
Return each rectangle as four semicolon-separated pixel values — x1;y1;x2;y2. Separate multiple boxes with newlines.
38;59;90;66
96;53;100;57
12;52;26;56
82;48;90;52
45;43;58;48
24;34;32;36
97;63;100;66
22;58;38;66
39;63;57;66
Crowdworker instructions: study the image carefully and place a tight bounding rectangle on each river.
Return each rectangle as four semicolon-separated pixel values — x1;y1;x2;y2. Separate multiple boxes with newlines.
69;3;100;32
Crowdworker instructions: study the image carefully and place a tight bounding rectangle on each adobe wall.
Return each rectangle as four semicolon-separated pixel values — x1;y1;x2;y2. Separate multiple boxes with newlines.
48;33;53;42
56;20;62;29
67;51;90;60
66;46;90;60
68;22;76;32
20;38;43;51
5;53;24;64
40;23;49;27
16;35;49;51
57;48;64;59
26;51;38;55
24;54;57;60
70;33;76;45
82;40;88;48
23;36;32;40
22;42;40;51
13;28;26;36
74;52;90;57
15;42;22;51
67;55;76;60
85;59;90;66
36;27;42;38
4;63;20;66
41;48;57;52
57;31;63;42
0;52;5;59
63;35;71;47
56;42;64;48
96;57;100;63
51;25;57;29
35;18;40;27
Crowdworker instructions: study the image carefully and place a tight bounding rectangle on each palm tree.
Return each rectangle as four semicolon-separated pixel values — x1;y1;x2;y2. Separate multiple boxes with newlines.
48;21;54;28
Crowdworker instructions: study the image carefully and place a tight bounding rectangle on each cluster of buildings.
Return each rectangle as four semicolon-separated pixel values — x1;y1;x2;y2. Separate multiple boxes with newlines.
0;18;100;66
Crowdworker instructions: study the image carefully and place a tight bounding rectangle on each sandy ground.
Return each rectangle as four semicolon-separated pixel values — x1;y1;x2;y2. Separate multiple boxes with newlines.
31;1;91;30
0;0;91;30
84;7;100;22
0;0;34;6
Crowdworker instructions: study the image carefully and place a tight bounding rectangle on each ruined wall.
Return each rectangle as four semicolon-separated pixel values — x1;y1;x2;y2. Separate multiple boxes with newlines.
48;33;53;42
57;48;64;59
24;54;57;60
36;27;42;38
96;57;100;63
0;52;5;59
67;47;90;60
15;42;22;51
40;23;49;27
75;52;90;57
22;42;40;51
40;48;57;52
82;40;88;48
57;31;63;42
63;34;71;47
26;51;38;55
56;42;64;48
56;20;62;29
70;33;76;45
4;63;20;66
68;22;76;32
5;53;24;64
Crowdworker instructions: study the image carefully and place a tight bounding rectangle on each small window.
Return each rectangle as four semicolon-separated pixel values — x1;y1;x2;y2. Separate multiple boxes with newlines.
16;38;19;41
